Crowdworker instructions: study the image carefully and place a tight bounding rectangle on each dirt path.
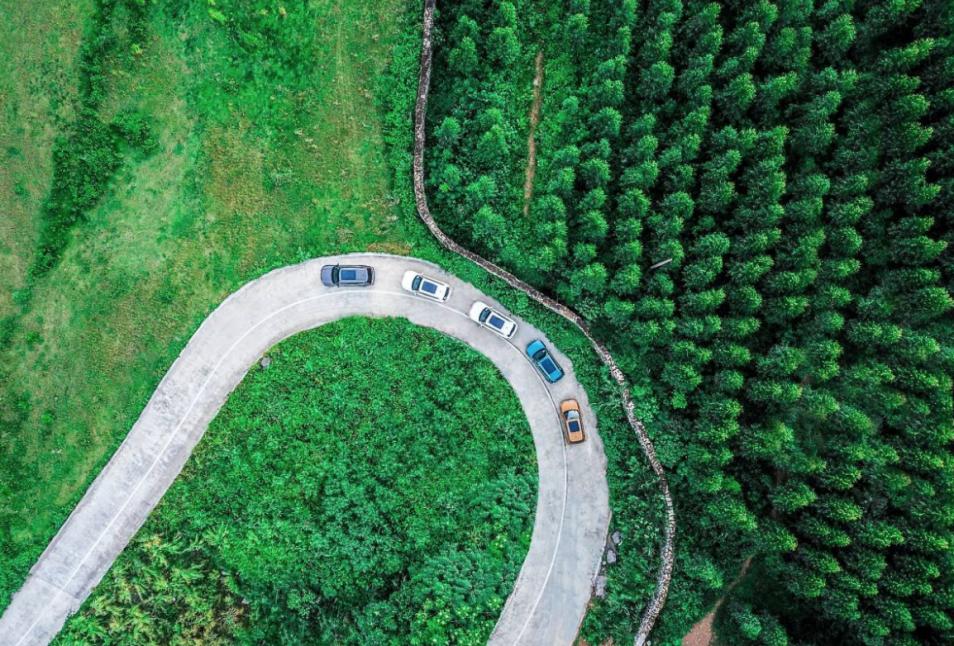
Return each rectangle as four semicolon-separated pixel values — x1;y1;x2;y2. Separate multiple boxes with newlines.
681;558;753;646
522;50;544;217
683;611;717;646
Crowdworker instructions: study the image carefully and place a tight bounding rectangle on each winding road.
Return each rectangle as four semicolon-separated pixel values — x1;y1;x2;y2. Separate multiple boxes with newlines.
0;253;610;645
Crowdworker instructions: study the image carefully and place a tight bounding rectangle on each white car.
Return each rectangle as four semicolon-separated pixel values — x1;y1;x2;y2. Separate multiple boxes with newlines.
401;271;451;301
468;301;517;339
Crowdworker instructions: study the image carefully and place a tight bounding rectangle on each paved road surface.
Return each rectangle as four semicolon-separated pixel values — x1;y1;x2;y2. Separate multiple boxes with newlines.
0;253;610;645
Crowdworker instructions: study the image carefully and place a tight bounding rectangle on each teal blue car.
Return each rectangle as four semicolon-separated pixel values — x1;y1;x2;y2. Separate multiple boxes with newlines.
526;339;564;383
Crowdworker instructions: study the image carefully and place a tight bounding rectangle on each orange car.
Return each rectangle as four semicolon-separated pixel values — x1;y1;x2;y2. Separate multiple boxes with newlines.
560;399;586;444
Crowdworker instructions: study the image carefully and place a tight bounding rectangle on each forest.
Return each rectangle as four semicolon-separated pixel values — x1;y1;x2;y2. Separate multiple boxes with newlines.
56;318;537;644
424;0;954;644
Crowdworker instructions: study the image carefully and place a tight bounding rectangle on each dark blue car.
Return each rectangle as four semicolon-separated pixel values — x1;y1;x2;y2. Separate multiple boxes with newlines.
526;339;564;382
320;264;374;287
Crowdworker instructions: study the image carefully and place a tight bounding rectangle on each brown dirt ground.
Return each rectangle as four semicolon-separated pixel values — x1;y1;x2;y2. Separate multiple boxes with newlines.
681;557;753;646
683;609;717;646
522;50;545;217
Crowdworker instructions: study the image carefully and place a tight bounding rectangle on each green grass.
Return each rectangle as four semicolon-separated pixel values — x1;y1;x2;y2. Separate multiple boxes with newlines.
54;317;536;644
0;0;92;319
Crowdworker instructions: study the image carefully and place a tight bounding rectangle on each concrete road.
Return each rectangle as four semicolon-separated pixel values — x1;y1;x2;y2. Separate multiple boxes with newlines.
0;253;610;645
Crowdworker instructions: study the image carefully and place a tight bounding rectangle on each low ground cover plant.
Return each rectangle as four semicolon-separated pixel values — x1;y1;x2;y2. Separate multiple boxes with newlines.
56;317;536;644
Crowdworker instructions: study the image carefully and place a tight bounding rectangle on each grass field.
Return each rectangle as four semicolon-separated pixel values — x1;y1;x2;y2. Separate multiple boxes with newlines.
0;0;91;319
54;317;536;644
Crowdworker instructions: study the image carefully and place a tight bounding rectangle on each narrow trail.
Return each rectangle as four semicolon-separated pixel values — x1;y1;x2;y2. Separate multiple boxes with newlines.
411;2;675;644
682;557;753;646
522;50;545;217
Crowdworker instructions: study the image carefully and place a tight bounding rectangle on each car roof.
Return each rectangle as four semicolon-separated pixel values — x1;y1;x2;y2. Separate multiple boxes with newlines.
541;356;559;372
488;313;507;327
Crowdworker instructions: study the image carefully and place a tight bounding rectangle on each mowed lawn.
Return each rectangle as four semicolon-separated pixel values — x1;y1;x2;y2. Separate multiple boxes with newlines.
0;0;415;610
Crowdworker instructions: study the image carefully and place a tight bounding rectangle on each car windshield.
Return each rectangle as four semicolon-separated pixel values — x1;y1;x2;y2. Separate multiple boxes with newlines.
341;269;357;280
421;280;438;294
541;357;558;373
488;314;506;329
568;420;581;433
411;275;422;290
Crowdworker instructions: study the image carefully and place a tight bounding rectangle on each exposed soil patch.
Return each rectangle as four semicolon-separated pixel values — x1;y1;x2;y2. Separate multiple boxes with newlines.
683;609;717;646
522;50;544;217
681;557;752;646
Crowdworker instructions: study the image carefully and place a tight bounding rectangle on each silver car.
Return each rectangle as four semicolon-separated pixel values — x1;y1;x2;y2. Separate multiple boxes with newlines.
468;301;517;338
401;270;451;301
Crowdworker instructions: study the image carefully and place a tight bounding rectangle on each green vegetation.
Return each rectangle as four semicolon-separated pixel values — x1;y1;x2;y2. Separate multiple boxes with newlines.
426;0;954;644
0;0;91;321
0;0;412;611
55;317;536;644
12;0;947;644
0;2;661;642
